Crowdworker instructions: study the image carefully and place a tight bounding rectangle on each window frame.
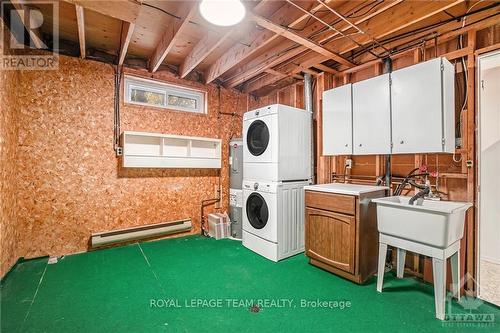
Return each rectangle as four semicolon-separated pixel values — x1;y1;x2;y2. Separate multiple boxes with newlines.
124;75;207;114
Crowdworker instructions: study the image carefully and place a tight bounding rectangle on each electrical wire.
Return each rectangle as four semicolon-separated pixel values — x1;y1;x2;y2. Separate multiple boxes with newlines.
453;0;484;163
282;0;384;39
348;2;499;60
142;2;181;19
347;0;385;19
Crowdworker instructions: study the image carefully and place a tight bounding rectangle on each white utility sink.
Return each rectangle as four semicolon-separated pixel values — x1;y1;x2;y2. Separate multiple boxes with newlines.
372;196;472;249
373;196;473;320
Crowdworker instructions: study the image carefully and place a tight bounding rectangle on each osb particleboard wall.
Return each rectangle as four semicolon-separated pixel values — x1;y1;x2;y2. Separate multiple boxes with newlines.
14;54;247;259
0;23;20;276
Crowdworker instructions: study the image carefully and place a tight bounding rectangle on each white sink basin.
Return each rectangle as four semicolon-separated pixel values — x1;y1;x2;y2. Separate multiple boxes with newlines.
372;196;472;248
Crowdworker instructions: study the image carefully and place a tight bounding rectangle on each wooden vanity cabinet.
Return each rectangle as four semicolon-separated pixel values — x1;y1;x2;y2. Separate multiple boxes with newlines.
305;189;386;284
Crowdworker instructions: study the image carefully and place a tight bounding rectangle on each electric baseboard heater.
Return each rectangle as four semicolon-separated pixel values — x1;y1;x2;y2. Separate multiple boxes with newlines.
90;219;191;248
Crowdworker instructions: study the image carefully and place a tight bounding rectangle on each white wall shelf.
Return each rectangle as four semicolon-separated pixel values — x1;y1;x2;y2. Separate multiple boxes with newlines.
121;131;221;168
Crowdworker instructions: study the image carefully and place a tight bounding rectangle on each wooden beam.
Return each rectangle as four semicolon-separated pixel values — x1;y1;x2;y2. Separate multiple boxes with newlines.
250;13;355;68
313;64;339;75
246;0;465;92
205;1;333;84
64;0;140;23
75;4;85;58
265;69;303;80
149;2;198;73
118;22;135;66
377;0;464;40
179;29;233;78
224;0;401;88
475;42;500;56
340;9;500;73
441;47;469;61
264;68;287;80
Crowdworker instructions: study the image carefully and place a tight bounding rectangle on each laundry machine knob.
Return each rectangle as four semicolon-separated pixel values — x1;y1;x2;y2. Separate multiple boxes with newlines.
253;182;259;190
255;110;260;116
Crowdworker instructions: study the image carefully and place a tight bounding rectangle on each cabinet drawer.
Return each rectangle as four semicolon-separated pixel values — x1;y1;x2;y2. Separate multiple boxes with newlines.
305;191;356;215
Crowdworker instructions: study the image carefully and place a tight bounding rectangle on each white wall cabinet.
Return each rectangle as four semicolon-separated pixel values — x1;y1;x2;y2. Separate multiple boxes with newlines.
391;57;455;153
322;84;353;155
121;131;221;168
322;57;455;156
352;73;391;155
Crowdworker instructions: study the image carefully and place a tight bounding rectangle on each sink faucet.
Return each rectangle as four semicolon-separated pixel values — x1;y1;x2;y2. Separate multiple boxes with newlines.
409;184;431;205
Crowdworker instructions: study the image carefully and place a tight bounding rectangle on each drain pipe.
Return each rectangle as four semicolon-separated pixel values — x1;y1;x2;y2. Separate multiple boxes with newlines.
383;58;392;192
304;73;314;183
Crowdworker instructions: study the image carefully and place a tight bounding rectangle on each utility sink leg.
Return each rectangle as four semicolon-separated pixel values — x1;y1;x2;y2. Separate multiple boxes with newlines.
377;242;388;292
450;250;460;301
432;258;446;320
396;248;406;278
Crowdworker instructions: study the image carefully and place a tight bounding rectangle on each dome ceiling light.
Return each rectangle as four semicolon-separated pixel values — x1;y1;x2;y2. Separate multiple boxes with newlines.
199;0;246;27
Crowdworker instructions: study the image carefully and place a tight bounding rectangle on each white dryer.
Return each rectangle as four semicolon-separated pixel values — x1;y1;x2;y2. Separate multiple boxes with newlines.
242;179;310;262
243;104;312;182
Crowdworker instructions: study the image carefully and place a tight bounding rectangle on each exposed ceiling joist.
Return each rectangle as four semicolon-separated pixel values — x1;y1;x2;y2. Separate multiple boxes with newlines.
250;13;356;68
179;29;233;78
118;22;135;66
351;9;500;67
64;0;140;23
204;0;334;84
246;0;465;93
149;2;198;73
314;64;339;75
264;68;287;79
224;0;402;88
75;5;85;59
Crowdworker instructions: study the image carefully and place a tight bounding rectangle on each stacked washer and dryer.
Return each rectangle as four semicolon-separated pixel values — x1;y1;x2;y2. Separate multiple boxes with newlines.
242;104;312;262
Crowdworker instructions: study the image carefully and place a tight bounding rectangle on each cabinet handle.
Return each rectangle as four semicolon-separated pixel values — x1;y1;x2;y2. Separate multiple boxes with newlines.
400;140;404;144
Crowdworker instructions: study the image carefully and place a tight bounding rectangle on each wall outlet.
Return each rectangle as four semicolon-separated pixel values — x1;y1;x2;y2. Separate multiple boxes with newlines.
345;159;353;169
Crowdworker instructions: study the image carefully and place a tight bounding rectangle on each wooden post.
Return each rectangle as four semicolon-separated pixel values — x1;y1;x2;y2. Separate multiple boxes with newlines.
465;30;476;295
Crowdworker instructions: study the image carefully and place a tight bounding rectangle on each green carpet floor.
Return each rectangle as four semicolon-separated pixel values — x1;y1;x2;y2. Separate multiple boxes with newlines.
1;235;499;332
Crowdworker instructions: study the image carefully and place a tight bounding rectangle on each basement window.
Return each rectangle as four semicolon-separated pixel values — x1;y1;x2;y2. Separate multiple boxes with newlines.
124;76;206;114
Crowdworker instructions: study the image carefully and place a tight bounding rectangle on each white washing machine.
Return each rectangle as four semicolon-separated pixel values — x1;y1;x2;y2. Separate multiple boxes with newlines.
242;179;310;262
243;104;312;182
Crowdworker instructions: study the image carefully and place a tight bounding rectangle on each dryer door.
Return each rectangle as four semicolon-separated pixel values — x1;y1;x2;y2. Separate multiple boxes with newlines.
246;120;269;157
243;114;276;164
246;192;269;229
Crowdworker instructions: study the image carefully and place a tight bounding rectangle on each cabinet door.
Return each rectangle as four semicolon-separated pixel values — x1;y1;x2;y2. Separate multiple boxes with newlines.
391;58;445;153
305;208;355;273
322;84;352;155
353;74;391;154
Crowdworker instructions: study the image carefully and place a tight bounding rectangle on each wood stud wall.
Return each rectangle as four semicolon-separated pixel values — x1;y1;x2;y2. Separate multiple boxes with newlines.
251;24;500;294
